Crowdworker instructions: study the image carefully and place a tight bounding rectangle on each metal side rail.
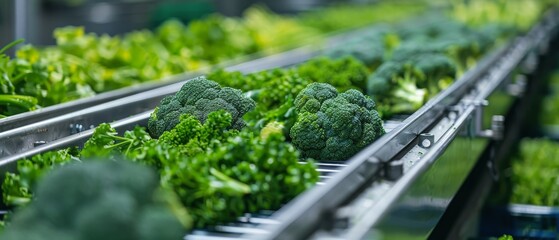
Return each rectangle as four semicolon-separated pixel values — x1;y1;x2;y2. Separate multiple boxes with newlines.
0;109;404;169
249;9;559;240
428;12;559;240
0;23;379;132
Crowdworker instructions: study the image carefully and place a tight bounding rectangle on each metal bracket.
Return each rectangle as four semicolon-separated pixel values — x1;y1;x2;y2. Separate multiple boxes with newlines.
418;133;434;149
385;159;404;181
33;141;46;147
539;36;550;55
69;123;85;134
464;100;505;140
520;50;538;74
333;206;352;230
506;74;527;97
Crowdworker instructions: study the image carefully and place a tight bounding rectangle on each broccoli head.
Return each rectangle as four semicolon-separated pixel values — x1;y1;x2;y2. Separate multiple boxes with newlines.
409;53;457;95
297;56;369;92
290;83;385;161
148;77;255;138
324;27;399;70
367;61;427;117
0;160;189;240
324;40;385;70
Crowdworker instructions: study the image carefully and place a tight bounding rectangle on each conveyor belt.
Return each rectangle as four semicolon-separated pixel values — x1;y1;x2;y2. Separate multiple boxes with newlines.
184;162;345;240
0;8;557;240
255;9;559;240
0;25;381;158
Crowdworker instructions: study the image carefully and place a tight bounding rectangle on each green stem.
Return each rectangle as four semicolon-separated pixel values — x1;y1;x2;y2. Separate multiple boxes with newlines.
105;140;131;150
0;39;24;54
0;95;39;110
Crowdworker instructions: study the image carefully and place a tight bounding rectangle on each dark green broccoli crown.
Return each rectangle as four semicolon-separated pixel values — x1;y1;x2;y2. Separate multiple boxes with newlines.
411;53;457;79
290;83;385;161
1;160;186;240
294;82;338;113
367;61;404;96
33;160;158;229
367;60;429;117
325;40;384;68
148;77;255;138
297;56;369;92
391;42;441;62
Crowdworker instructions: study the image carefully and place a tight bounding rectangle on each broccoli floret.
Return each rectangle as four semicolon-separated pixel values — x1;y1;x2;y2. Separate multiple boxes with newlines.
75;191;137;240
260;121;284;140
33;160;156;228
245;97;298;139
367;62;427;117
297;56;369;92
148;77;255;138
324;25;400;70
257;69;311;110
290;83;385;161
0;160;189;240
409;53;457;95
137;206;185;240
158;110;239;155
392;23;487;73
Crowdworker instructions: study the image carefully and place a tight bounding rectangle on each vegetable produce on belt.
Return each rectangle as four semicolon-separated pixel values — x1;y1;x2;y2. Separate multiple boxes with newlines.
290;83;384;161
1;160;189;240
0;1;552;235
3;117;318;230
0;3;427;118
147;77;255;138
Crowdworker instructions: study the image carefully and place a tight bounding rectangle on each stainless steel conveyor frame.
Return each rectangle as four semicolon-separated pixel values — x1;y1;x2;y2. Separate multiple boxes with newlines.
0;8;558;240
255;9;559;240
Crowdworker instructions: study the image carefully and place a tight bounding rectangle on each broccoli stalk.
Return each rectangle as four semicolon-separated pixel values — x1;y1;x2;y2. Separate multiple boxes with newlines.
391;77;427;114
367;61;427;117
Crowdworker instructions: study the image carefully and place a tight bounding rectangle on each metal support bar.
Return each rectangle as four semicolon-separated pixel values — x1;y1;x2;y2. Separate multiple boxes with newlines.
341;105;476;240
